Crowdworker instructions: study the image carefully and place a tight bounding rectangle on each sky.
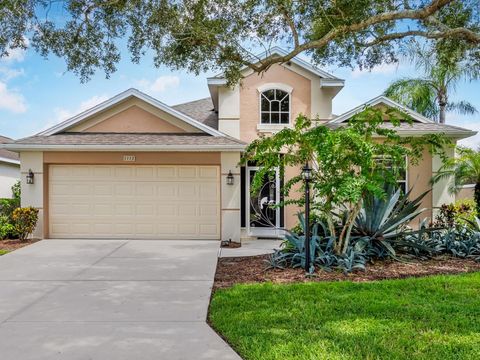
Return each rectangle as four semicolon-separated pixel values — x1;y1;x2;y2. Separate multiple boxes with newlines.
0;44;479;148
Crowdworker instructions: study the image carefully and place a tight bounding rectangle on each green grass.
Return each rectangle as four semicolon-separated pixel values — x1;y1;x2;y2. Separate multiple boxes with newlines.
209;273;480;360
0;249;9;256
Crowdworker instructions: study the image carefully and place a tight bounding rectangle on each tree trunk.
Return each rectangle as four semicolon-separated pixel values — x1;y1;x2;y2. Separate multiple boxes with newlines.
439;102;447;124
334;200;362;255
475;182;480;216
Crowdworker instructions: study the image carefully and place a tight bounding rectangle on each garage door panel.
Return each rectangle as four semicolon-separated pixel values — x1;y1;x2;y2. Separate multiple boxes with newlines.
49;165;220;239
199;166;218;179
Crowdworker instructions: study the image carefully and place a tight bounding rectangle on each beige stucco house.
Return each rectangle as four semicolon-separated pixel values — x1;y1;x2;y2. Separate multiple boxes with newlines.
0;136;20;199
2;47;476;240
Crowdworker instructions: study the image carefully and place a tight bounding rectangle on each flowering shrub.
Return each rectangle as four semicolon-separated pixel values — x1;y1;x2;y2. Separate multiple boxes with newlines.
12;207;39;241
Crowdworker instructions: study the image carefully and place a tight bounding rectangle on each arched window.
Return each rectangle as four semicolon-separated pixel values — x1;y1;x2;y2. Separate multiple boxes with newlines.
260;89;290;124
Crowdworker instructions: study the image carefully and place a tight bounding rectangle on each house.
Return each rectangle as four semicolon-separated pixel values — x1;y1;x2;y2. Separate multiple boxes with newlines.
0;135;20;198
2;47;476;240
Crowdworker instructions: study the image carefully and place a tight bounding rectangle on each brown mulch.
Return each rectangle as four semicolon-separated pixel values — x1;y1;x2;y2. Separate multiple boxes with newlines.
214;254;480;290
221;241;242;249
0;238;41;252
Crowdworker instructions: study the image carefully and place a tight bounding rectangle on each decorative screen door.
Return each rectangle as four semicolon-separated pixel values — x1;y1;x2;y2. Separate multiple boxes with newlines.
246;167;283;237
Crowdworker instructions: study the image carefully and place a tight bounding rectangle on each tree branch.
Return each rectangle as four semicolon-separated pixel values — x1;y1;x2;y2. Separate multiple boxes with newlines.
242;0;475;74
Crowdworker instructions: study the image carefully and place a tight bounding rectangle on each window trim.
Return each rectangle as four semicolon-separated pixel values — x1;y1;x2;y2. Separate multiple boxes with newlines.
374;155;408;192
258;84;292;126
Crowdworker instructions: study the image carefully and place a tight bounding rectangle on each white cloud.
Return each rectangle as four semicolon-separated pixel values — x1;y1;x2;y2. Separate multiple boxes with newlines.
457;121;480;149
137;75;180;93
36;94;110;133
1;38;29;64
0;67;25;81
53;94;110;122
351;63;401;78
0;82;27;113
2;47;27;63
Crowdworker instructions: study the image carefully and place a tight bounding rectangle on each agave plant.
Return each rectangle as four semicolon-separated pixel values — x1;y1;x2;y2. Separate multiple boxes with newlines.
353;186;430;258
268;213;323;273
336;247;367;274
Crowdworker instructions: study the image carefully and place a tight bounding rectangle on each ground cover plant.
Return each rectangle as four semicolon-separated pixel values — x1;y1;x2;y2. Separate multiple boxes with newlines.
209;273;480;360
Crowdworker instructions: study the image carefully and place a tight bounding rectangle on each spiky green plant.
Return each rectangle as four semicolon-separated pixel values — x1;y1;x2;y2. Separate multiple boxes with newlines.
353;186;430;257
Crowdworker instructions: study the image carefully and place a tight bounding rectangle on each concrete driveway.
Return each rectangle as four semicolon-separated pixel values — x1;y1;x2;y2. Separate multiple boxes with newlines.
0;240;241;360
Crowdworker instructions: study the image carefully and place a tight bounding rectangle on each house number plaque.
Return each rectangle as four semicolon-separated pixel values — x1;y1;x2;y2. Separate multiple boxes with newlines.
123;155;136;162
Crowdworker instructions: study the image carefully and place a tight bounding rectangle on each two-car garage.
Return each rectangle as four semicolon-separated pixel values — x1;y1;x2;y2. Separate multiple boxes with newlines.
48;164;221;239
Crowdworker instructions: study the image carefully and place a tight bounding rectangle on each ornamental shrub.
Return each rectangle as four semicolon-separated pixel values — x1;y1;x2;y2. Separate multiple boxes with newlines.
0;215;15;240
0;198;20;219
434;199;477;228
12;207;39;241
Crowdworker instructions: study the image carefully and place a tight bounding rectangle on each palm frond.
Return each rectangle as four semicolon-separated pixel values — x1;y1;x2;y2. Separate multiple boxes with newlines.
447;101;478;115
384;78;438;119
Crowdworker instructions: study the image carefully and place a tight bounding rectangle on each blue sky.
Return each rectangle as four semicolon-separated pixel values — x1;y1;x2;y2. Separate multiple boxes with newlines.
0;46;479;147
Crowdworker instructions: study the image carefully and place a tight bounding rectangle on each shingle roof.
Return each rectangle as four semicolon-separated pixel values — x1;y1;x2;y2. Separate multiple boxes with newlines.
172;98;218;129
326;121;476;138
9;132;245;148
0;135;19;163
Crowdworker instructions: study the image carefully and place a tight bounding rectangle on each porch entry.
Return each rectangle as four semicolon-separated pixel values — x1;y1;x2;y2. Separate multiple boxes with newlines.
242;165;284;238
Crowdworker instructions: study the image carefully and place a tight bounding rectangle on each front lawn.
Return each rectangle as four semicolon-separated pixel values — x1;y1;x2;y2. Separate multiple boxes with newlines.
209;273;480;360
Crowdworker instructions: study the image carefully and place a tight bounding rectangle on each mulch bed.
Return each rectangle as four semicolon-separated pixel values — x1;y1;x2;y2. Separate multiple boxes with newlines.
0;238;41;253
221;241;242;249
214;254;480;290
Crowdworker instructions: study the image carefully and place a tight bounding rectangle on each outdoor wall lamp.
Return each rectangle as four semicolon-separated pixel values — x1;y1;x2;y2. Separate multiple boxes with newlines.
26;169;34;185
226;170;234;185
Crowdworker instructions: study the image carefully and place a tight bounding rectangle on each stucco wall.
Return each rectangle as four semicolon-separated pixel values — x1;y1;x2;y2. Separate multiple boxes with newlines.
43;152;221;165
0;162;19;198
409;148;433;224
20;152;44;238
457;185;474;201
221;152;241;242
239;64;312;143
68;98;200;133
82;105;186;133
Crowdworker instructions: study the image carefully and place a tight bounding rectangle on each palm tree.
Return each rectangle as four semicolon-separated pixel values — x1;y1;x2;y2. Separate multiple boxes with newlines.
432;147;480;214
384;45;478;124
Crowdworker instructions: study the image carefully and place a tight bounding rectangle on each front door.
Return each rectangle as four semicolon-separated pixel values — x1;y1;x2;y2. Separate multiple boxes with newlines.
246;167;283;237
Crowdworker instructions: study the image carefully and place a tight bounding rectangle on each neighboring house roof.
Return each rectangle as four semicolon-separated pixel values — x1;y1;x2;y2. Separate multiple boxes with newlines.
0;135;20;165
172;98;218;130
39;88;224;137
330;96;434;124
5;133;245;151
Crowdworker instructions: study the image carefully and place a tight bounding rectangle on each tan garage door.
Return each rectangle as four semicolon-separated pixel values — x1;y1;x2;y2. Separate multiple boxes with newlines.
48;165;220;239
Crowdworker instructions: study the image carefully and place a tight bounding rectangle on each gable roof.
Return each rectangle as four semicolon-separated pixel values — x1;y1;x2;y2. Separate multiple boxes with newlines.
330;95;434;124
327;95;476;139
0;135;19;165
207;46;344;84
39;88;224;137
